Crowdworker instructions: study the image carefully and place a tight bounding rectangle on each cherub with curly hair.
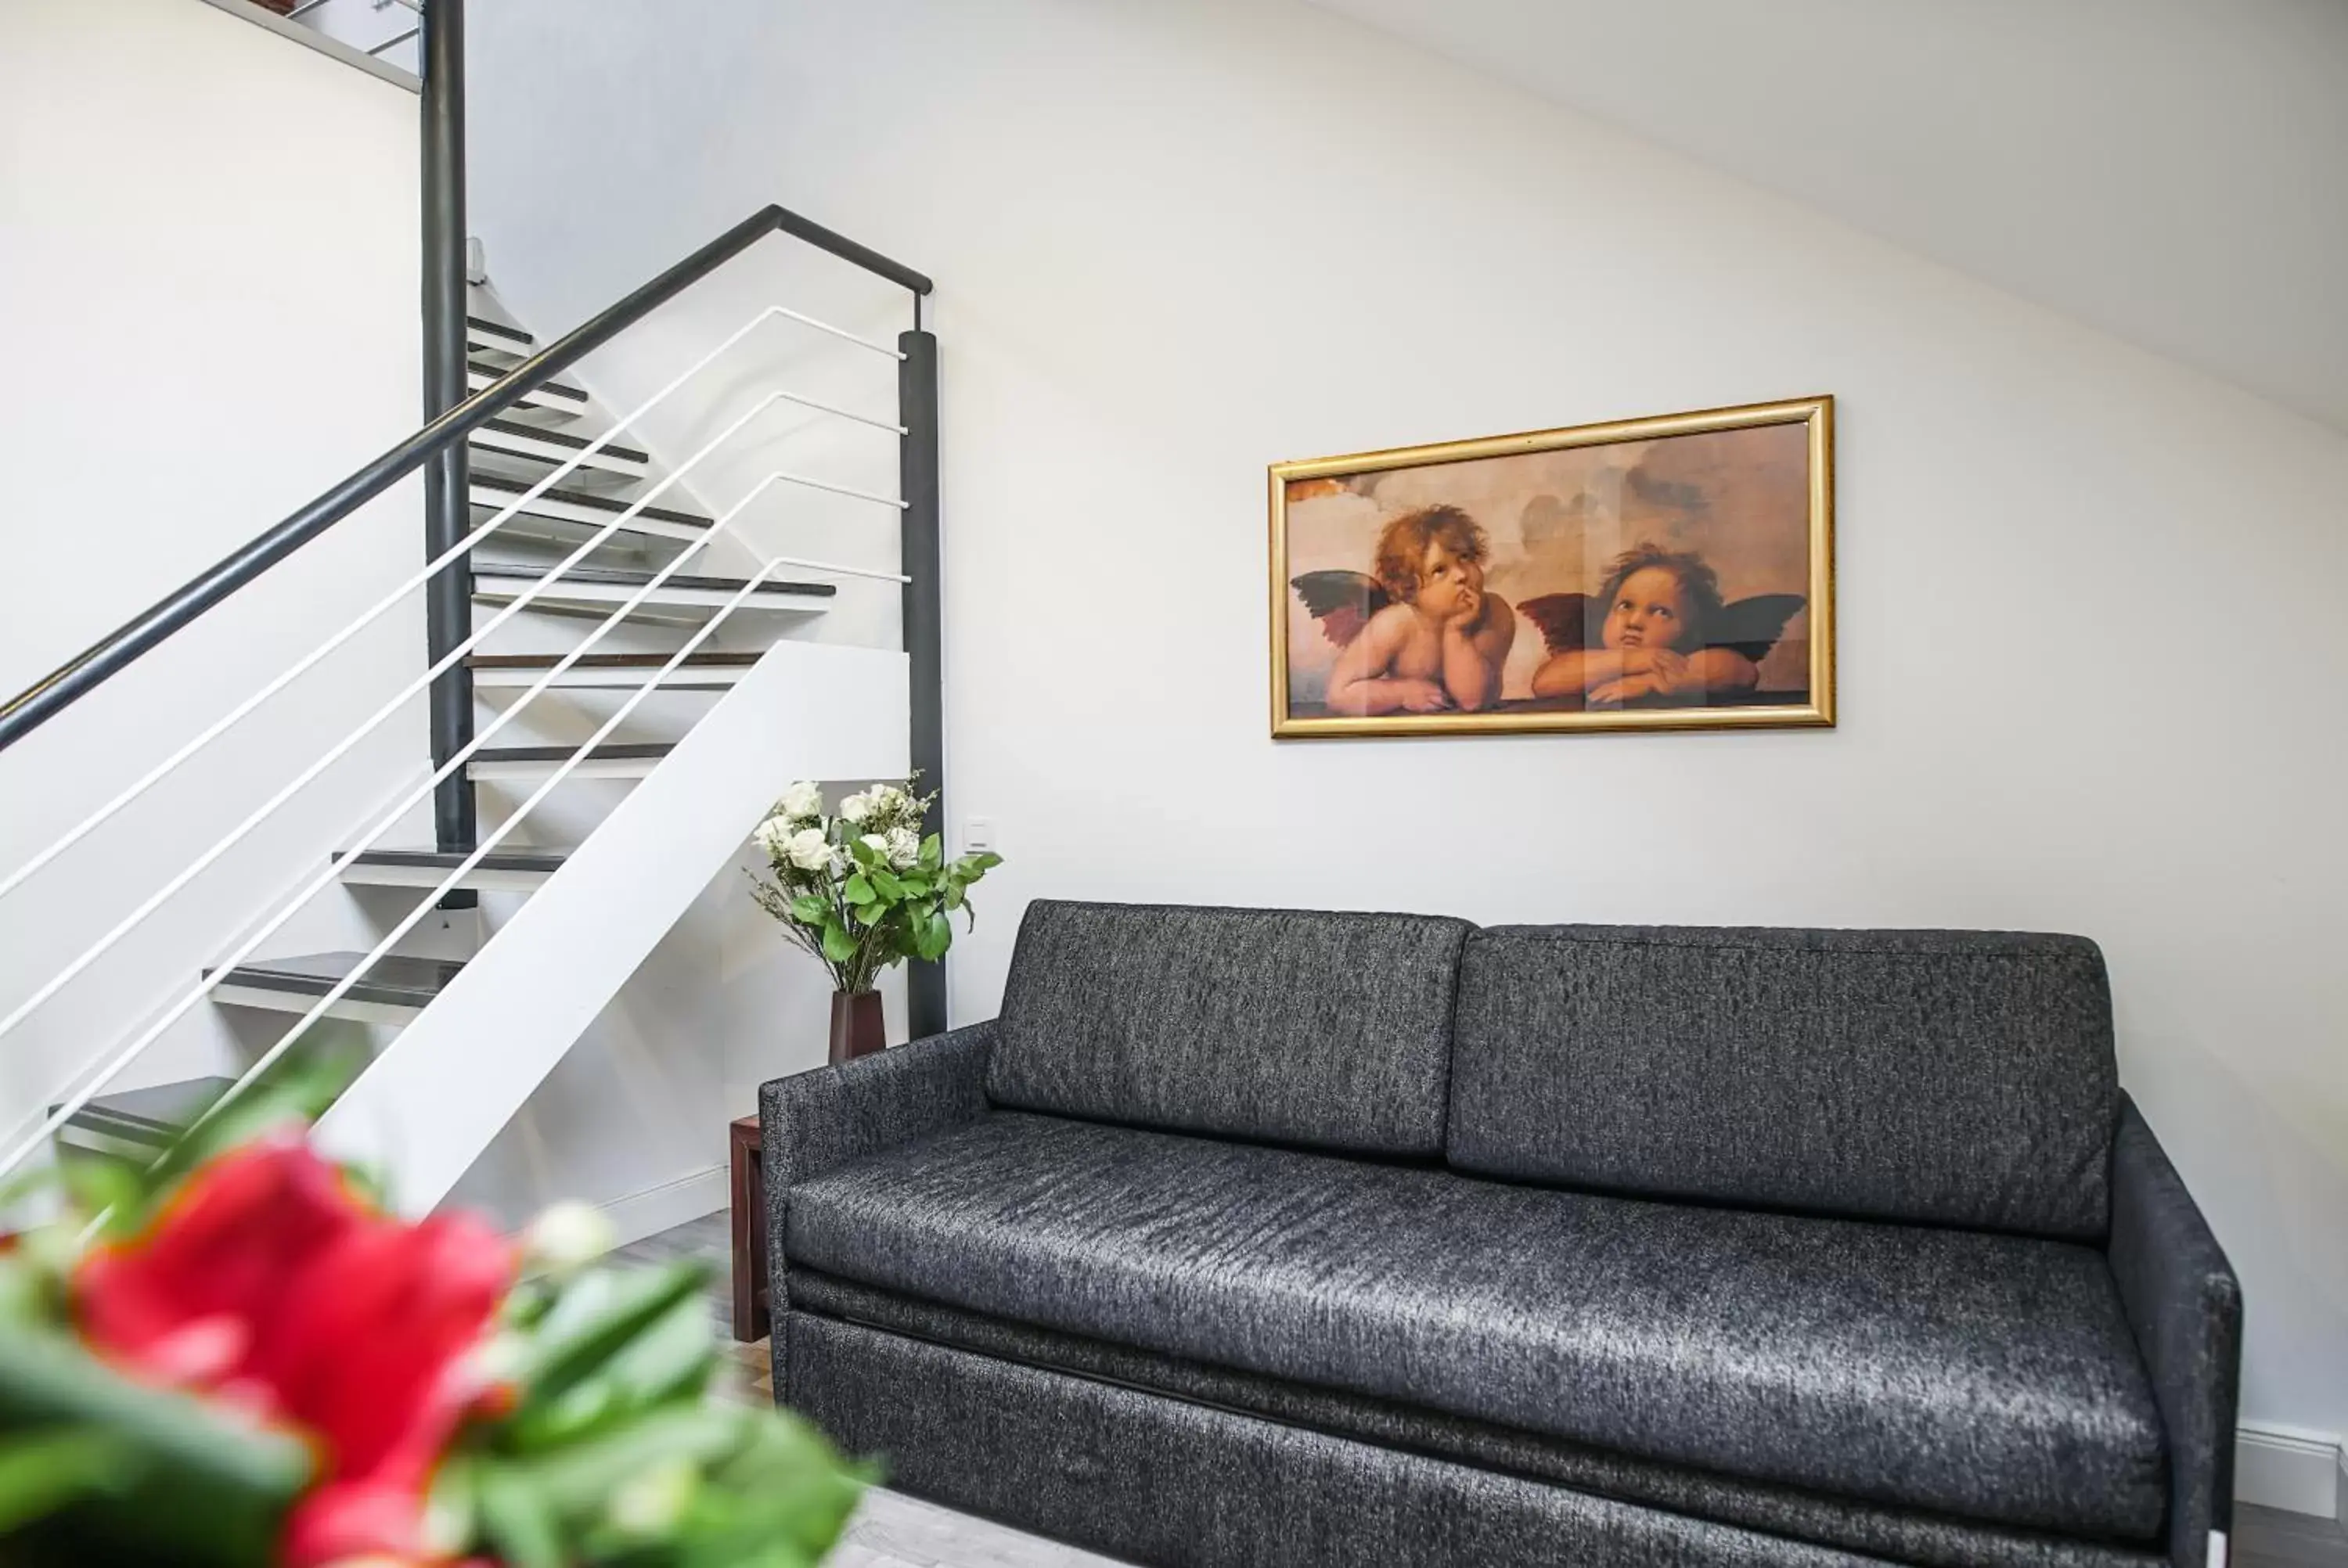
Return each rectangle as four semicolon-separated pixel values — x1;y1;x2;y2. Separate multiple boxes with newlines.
1522;542;1802;707
1291;505;1517;715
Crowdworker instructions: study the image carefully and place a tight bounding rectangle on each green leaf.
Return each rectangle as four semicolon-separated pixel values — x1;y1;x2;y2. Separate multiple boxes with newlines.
505;1277;715;1452
510;1263;709;1414
958;851;1004;876
819;921;857;964
917;835;942;872
788;894;829;924
942;883;966;912
499;1405;747;1520
602;1289;718;1411
845;838;878;869
0;1426;139;1534
424;1456;481;1559
0;1329;311;1564
842;874;874;906
916;911;952;962
867;869;904;902
55;1153;141;1231
477;1466;567;1568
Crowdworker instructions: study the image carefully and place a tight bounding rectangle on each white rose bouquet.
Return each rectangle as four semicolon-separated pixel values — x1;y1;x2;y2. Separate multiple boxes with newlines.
747;776;1002;995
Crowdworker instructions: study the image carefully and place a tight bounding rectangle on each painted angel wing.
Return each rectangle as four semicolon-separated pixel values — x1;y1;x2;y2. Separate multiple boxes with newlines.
1706;594;1806;662
1290;570;1388;649
1517;592;1597;655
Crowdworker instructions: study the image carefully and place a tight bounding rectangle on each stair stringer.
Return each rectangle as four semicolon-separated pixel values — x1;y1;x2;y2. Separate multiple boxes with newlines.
315;640;910;1215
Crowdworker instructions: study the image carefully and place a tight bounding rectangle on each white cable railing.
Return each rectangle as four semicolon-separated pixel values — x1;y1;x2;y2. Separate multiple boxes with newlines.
2;461;908;1180
0;304;903;913
2;351;909;1066
0;189;939;1211
186;549;908;1150
0;386;887;1052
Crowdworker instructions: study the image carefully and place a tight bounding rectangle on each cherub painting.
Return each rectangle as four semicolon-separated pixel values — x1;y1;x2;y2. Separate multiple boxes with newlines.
1272;397;1833;737
1291;505;1517;714
1520;543;1806;708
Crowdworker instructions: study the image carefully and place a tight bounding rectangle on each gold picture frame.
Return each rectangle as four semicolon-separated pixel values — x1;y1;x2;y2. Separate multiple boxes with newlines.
1269;395;1835;739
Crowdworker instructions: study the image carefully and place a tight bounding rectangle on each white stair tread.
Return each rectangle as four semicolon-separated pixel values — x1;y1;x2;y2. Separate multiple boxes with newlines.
207;950;463;1023
470;563;836;618
466;315;534;359
469;741;673;782
54;1077;235;1153
471;563;833;597
468;651;759;689
335;847;567;890
468;365;587;418
469;419;650;481
470;474;712;545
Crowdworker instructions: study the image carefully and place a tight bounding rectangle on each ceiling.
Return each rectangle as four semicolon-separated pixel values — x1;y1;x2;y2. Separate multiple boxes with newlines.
1306;0;2348;433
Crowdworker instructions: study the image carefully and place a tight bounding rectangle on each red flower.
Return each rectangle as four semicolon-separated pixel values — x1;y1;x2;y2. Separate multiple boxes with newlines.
74;1135;513;1566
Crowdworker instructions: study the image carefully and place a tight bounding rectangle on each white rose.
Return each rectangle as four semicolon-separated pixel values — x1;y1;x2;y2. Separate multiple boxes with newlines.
859;833;893;865
837;791;872;824
520;1200;613;1278
884;826;921;869
785;826;834;872
779;779;823;820
752;815;794;855
867;784;906;816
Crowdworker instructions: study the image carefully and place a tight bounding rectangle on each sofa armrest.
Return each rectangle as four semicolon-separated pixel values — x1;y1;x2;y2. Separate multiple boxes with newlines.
759;1019;996;1397
2107;1093;2241;1568
760;1016;995;1199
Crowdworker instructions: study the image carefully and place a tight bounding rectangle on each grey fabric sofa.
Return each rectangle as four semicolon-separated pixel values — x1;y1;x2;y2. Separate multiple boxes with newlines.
762;901;2239;1568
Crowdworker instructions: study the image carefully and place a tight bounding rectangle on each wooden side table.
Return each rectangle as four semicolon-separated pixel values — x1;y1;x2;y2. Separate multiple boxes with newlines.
729;1114;769;1343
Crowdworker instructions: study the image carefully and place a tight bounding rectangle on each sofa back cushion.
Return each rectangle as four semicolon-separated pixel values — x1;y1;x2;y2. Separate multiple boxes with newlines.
990;900;1471;1156
1446;926;2119;1239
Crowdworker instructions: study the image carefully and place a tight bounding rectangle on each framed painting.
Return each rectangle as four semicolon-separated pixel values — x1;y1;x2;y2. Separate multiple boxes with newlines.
1269;396;1834;738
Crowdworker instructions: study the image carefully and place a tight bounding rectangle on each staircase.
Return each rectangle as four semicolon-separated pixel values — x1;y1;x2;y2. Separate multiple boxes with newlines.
1;206;937;1217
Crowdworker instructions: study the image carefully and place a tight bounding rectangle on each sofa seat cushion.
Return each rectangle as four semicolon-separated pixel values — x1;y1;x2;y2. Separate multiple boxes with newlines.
786;1113;2167;1543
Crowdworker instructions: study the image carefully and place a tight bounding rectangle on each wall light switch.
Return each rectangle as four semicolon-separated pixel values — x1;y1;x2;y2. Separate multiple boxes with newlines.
964;818;997;853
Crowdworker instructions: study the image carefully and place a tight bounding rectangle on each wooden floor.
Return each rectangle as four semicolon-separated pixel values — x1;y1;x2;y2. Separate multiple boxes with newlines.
618;1214;2346;1568
2240;1504;2348;1568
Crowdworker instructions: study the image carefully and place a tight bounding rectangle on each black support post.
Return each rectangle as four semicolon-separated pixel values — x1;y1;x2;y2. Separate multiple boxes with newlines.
420;0;476;904
899;329;945;1038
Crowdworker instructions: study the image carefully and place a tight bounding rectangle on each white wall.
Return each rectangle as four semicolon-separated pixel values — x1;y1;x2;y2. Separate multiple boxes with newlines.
463;0;2348;1449
1307;0;2348;434
0;0;431;1148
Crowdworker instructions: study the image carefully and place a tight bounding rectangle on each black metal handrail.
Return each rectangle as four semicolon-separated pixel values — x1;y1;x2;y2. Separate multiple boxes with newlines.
0;203;931;753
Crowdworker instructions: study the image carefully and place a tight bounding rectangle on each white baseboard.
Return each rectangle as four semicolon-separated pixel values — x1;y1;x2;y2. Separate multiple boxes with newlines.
596;1164;726;1249
2237;1422;2345;1519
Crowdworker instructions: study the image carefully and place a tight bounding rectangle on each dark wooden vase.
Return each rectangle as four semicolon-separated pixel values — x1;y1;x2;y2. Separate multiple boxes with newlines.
828;990;885;1065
